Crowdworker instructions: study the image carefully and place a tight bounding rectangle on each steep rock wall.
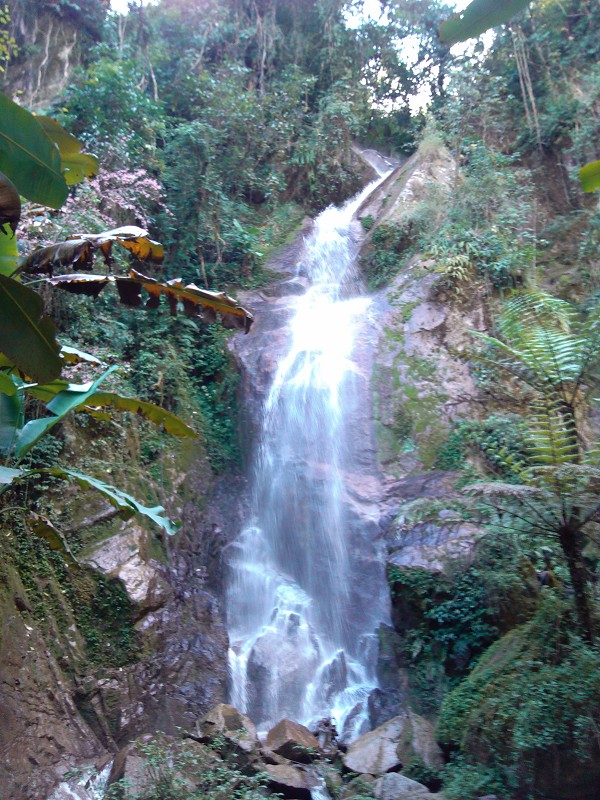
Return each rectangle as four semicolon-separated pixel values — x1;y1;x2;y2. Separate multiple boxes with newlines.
0;443;229;798
1;0;103;108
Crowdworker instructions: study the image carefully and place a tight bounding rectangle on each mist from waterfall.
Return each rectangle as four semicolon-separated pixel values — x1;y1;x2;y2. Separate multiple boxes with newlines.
226;174;390;739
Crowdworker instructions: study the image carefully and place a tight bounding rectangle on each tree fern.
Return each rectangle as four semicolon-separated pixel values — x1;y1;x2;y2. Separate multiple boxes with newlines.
468;290;600;641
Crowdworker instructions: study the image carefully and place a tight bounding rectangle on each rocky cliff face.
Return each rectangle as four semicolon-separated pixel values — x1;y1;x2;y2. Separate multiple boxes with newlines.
0;451;230;799
1;0;103;109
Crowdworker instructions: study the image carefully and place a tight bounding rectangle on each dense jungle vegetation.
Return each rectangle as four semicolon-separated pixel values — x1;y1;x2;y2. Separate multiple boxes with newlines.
0;0;599;798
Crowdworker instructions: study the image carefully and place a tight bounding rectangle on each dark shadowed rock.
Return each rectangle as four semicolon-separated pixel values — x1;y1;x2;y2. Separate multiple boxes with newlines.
265;719;320;763
261;763;318;799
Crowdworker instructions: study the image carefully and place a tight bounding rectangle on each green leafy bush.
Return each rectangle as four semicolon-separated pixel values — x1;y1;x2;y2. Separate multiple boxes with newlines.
437;593;600;797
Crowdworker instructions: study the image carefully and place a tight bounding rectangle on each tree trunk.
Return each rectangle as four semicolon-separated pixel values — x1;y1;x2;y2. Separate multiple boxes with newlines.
558;524;594;643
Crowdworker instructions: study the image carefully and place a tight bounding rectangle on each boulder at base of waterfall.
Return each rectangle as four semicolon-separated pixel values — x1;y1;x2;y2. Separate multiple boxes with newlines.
265;718;321;763
373;773;432;800
342;712;443;775
195;703;258;753
261;763;318;800
108;737;217;793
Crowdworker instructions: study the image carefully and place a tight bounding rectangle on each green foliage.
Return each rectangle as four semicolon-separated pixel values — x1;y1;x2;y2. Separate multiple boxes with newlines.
437;593;600;796
0;4;17;71
435;414;529;481
361;221;414;289
426;144;537;290
387;528;532;712
62;58;163;168
2;515;139;669
441;756;508;800
71;571;140;668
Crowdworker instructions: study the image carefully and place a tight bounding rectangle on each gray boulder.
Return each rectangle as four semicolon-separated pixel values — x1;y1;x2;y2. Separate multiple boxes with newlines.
343;712;443;776
374;773;431;799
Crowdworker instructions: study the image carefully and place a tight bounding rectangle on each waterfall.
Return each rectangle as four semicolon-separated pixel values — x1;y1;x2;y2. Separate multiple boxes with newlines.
226;173;390;739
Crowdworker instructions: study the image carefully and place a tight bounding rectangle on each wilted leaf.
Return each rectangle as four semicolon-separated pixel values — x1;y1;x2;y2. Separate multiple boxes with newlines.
130;269;254;331
0;171;20;234
70;226;164;267
579;160;600;193
28;512;79;566
0;93;68;208
35;115;99;186
439;0;530;45
22;226;164;275
47;273;110;296
21;239;94;275
86;391;198;438
45;269;254;332
0;274;62;384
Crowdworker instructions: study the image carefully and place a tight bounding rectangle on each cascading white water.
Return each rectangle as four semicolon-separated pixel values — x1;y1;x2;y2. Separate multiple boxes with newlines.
226;173;390;740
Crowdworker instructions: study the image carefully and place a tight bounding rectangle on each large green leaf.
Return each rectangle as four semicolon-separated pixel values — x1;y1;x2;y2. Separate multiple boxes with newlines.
35;116;99;186
579;160;600;193
0;93;68;208
0;222;19;277
86;392;198;438
59;468;179;535
0;389;21;454
0;465;23;484
0;274;62;384
0;465;178;535
439;0;530;45
13;365;118;460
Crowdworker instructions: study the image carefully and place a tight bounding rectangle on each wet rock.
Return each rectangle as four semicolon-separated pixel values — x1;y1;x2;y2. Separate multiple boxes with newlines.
196;703;258;753
0;577;107;800
373;773;431;799
342;713;442;776
246;629;320;725
261;763;318;800
265;719;320;763
388;521;484;574
262;279;308;297
405;303;446;334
